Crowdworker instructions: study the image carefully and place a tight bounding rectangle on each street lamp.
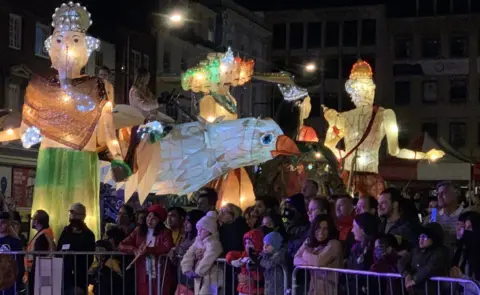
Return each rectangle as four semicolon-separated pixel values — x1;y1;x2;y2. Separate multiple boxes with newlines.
305;62;316;72
168;11;184;25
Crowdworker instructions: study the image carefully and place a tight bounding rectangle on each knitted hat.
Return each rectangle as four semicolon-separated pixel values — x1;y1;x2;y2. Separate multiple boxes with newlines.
285;193;307;214
354;213;378;237
263;232;283;251
196;211;219;235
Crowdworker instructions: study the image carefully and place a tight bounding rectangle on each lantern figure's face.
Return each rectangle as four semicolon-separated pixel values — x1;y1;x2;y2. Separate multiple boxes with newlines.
345;78;376;108
49;30;89;74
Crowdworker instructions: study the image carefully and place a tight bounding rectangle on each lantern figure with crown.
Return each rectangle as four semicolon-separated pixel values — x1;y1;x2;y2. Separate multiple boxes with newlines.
12;2;131;240
323;59;445;197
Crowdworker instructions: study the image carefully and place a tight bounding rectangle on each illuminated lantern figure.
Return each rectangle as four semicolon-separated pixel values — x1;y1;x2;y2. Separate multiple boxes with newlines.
15;2;130;239
323;60;444;197
181;48;257;209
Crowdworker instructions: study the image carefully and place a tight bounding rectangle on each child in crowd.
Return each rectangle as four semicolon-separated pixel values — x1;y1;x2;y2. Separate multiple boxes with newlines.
370;234;399;273
399;223;450;295
259;232;285;295
227;229;264;295
88;240;123;295
180;211;223;295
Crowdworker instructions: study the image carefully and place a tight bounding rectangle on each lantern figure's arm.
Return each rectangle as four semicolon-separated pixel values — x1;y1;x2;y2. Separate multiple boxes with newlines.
323;107;345;159
384;109;444;160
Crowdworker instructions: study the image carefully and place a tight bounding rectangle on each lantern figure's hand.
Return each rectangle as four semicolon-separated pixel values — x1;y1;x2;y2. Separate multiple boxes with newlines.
322;105;338;124
425;149;445;161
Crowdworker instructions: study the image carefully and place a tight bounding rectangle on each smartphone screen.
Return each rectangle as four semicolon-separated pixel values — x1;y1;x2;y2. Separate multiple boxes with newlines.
431;208;437;222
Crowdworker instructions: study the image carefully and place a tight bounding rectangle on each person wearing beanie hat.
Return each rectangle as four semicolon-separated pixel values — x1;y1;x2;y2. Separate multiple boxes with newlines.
180;211;223;295
119;203;174;295
260;232;286;295
353;212;379;238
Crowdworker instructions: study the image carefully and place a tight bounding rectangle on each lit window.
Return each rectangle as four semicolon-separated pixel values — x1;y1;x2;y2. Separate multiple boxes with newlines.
9;14;22;50
35;22;50;58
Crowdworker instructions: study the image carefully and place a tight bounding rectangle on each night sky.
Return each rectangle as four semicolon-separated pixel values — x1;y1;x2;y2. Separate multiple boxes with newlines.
235;0;386;11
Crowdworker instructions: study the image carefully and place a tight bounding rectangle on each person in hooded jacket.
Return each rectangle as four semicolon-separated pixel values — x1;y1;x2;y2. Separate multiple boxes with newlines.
398;223;450;295
226;229;264;295
283;193;310;264
259;231;286;295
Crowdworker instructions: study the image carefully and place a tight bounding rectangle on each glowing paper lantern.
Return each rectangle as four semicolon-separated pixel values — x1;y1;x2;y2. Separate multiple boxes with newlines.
323;59;444;197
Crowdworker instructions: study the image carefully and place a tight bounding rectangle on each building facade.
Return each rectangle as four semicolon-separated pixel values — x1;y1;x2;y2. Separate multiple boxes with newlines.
264;4;388;133
385;0;480;158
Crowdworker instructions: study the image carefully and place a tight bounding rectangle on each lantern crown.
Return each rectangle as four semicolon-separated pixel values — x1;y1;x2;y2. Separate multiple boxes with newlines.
51;2;92;33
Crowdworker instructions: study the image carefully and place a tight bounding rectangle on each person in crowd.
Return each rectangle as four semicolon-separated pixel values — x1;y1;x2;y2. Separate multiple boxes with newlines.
180;211;223;295
105;227;126;250
283;193;310;265
218;203;249;295
260;231;286;295
119;204;174;295
424;182;465;255
398;223;450;295
11;211;26;248
307;197;331;223
196;188;218;213
167;206;187;246
57;203;95;295
136;209;147;226
356;196;378;216
117;204;136;236
169;209;205;264
244;206;260;229
427;197;438;215
261;211;288;241
370;234;399;273
97;65;110;81
301;179;319;204
451;211;480;281
254;196;279;216
218;203;249;254
129;67;159;120
88;240;123;295
25;210;56;294
346;213;379;294
227;229;265;295
335;195;355;242
294;214;342;295
378;187;420;251
0;212;24;295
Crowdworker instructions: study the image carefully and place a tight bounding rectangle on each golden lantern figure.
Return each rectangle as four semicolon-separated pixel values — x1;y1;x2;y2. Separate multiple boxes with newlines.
323;60;444;197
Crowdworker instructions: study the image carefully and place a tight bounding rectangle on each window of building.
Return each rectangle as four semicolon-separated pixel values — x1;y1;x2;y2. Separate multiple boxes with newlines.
307;22;322;48
324;92;338;109
450;122;467;148
422;122;438;139
452;0;469;14
394;81;411;105
395;35;413;59
422;37;441;58
387;0;416;17
342;20;357;47
289;22;304;49
342;55;357;78
131;50;141;72
436;0;450;14
35;23;50;58
272;23;287;49
361;19;376;46
423;80;438;103
418;0;434;16
143;54;150;70
450;35;468;57
450;78;468;103
324;57;339;79
325;22;339;47
6;84;20;111
181;57;187;71
9;14;22;50
163;50;170;72
208;17;215;42
473;0;480;13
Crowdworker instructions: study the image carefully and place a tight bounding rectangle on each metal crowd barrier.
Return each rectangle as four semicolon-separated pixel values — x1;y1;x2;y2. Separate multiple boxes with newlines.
291;266;480;295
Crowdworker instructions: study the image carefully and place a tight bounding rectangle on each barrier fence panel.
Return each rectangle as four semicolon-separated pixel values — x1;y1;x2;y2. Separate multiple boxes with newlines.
291;266;480;295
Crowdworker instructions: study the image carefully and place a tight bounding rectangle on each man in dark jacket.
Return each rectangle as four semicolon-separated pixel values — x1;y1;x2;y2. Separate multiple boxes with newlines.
0;212;24;295
378;187;421;251
57;203;95;295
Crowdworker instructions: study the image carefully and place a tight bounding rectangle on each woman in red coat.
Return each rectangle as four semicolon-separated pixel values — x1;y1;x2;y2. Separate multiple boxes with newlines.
119;204;174;295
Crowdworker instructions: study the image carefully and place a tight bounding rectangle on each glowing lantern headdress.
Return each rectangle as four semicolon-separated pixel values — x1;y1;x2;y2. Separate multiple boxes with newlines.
345;59;376;104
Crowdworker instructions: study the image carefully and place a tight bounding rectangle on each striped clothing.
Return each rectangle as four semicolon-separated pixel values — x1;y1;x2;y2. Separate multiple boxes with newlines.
425;206;464;253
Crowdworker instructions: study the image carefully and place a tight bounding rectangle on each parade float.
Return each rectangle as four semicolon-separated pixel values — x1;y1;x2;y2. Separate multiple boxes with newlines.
322;59;445;197
253;73;345;197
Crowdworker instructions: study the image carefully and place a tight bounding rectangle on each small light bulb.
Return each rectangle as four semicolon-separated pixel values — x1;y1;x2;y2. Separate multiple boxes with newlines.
111;140;119;146
206;116;215;123
6;129;13;135
63;95;70;102
195;73;205;80
390;124;399;133
315;152;321;159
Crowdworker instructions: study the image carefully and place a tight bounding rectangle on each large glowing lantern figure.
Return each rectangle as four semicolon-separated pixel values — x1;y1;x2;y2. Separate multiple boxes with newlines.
323;60;444;197
4;2;130;240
